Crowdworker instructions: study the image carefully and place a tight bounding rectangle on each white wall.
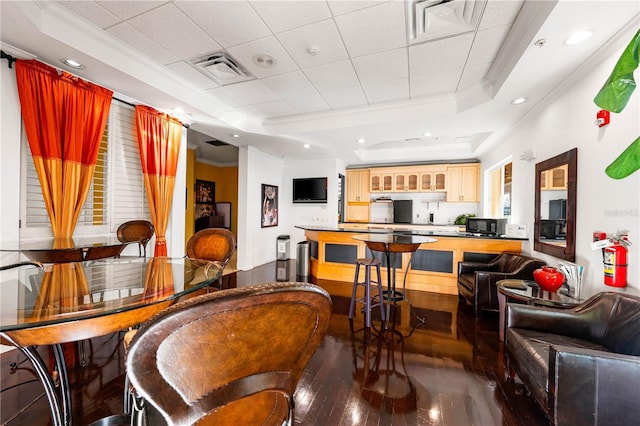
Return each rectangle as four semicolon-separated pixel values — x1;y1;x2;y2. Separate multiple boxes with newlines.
479;24;640;295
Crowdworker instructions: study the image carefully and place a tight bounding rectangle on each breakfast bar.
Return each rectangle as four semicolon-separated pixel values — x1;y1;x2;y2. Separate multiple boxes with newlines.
297;225;526;295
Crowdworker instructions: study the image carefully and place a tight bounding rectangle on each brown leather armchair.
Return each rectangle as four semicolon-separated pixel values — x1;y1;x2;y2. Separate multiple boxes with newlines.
506;292;640;425
125;282;332;426
457;253;545;318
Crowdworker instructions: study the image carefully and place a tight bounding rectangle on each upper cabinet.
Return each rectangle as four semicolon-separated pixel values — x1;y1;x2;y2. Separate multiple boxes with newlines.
346;169;371;222
370;172;392;192
419;167;447;192
393;171;419;192
446;164;480;202
346;169;370;202
540;164;568;190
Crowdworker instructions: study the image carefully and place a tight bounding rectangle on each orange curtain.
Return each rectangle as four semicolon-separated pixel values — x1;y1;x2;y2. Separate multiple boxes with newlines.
15;59;113;239
135;105;182;256
31;263;90;321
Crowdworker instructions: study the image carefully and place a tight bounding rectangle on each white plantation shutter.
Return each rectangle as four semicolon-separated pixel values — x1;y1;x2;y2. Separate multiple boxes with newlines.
109;103;150;232
22;100;149;236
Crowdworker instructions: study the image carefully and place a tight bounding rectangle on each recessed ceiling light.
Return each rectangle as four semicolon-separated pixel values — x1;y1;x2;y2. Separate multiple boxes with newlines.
423;132;432;137
252;54;276;68
304;143;311;149
564;30;593;46
231;134;240;138
61;58;84;69
357;138;366;144
511;97;529;105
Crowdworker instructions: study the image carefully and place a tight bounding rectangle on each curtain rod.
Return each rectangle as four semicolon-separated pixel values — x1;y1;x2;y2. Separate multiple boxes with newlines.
1;50;189;129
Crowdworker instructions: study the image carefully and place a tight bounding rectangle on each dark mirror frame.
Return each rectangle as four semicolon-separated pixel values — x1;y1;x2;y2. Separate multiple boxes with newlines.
534;148;577;262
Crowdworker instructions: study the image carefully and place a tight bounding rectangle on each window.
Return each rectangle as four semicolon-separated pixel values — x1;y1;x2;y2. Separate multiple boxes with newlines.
21;101;149;238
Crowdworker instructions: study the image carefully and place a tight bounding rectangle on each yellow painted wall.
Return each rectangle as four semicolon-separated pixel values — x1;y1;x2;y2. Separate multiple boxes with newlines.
185;148;238;248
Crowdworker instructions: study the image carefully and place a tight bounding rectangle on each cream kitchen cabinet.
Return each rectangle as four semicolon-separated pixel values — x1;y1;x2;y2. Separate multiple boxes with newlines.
446;164;480;202
370;169;393;192
419;168;447;192
393;172;419;191
346;169;370;222
541;164;568;190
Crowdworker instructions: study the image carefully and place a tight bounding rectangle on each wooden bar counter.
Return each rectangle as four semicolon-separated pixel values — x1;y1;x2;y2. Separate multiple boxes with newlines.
297;225;526;295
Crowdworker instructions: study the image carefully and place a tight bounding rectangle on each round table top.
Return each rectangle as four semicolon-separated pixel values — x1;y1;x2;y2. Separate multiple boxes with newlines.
352;233;437;246
497;279;582;307
0;257;223;339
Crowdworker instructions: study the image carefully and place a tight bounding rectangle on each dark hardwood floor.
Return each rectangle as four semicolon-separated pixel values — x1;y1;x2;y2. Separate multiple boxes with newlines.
1;260;549;425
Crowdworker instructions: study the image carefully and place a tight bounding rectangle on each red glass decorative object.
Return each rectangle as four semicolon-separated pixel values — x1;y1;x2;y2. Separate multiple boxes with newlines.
533;266;565;292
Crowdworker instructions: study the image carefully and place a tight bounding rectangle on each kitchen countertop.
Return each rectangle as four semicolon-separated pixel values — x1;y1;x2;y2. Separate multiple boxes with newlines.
296;225;528;240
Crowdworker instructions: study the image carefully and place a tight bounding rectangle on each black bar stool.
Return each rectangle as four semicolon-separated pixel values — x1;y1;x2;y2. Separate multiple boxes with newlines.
349;258;385;327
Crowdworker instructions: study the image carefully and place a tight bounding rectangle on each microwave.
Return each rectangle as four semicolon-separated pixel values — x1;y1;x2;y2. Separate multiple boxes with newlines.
466;218;507;236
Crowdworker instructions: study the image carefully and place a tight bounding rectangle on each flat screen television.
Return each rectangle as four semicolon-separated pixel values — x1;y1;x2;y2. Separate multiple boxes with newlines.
293;177;328;203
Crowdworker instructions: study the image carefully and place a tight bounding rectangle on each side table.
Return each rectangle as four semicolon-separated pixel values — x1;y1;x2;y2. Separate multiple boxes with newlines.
496;279;583;341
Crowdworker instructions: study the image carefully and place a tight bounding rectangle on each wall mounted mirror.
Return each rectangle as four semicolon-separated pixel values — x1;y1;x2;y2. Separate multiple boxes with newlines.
534;148;577;262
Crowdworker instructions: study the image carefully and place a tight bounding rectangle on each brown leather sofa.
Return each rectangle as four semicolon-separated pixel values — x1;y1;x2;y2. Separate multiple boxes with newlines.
505;292;640;426
457;253;545;318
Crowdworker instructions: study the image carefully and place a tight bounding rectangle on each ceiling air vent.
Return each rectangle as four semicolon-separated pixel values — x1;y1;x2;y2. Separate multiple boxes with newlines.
407;0;487;44
192;51;254;86
204;139;229;147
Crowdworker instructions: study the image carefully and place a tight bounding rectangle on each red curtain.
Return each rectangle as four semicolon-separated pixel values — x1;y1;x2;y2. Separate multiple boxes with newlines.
15;59;113;239
135;105;182;257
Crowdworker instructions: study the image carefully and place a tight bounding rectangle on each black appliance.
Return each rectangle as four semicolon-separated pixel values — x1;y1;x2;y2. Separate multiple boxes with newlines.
392;200;413;224
549;199;567;220
292;177;328;203
465;217;507;236
540;219;565;240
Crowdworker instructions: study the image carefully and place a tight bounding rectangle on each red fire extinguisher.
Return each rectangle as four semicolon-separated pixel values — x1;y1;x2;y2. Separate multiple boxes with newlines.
604;241;628;288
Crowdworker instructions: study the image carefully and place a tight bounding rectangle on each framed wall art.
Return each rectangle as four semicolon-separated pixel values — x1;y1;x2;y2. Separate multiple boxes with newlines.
195;179;215;219
261;184;278;228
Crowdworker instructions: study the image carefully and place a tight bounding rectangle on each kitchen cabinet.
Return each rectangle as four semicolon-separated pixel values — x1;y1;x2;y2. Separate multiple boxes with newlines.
540;164;568;190
393;172;419;191
447;164;479;202
419;168;447;191
346;169;370;202
370;170;393;192
346;169;370;222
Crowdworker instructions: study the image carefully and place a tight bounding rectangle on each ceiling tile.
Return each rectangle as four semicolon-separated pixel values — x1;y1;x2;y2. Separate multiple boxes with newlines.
58;1;120;28
237;101;296;119
249;0;332;33
227;36;299;79
361;78;409;104
277;19;349;69
467;25;511;66
409;33;473;76
410;70;462;98
165;61;219;90
479;0;524;30
175;1;271;48
352;48;408;83
327;0;389;17
334;2;407;58
262;71;317;99
223;80;279;105
285;93;331;114
107;23;178;65
207;87;247;108
127;3;221;60
96;0;165;21
304;60;359;92
322;86;368;110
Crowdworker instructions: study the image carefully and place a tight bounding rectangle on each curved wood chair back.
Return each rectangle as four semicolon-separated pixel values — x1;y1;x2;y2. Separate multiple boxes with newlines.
126;282;332;426
117;220;155;257
186;228;236;267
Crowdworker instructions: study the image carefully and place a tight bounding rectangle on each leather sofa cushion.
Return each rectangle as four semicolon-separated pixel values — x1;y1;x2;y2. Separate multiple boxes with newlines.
458;273;475;293
602;296;640;356
507;328;612;410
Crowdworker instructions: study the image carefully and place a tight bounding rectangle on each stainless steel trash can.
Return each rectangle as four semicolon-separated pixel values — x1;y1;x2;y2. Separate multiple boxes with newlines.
296;241;310;278
277;235;290;260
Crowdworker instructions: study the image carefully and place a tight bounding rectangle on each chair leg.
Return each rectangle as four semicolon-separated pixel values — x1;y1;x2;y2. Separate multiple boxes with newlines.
375;263;385;322
364;264;372;328
349;264;360;319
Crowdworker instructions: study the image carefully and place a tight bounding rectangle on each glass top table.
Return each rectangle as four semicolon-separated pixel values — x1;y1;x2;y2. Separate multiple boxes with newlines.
0;256;223;426
1;235;141;263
